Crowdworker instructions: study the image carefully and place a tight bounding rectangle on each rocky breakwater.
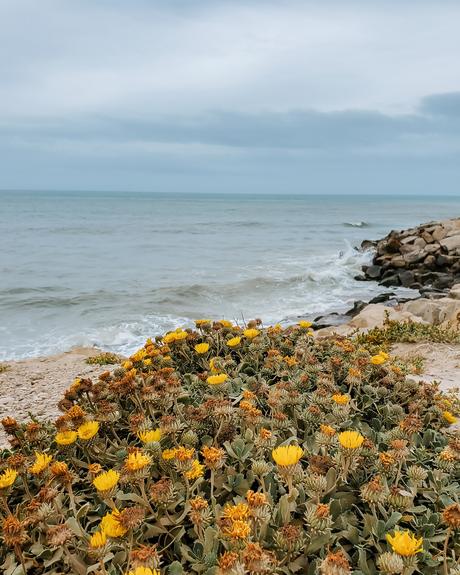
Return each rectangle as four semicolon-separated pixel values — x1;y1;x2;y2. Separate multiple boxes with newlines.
360;217;460;292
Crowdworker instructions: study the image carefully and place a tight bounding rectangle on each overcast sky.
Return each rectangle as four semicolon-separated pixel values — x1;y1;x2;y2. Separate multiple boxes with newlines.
1;0;460;194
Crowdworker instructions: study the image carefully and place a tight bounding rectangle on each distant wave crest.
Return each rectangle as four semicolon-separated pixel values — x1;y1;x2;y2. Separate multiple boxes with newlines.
342;221;370;228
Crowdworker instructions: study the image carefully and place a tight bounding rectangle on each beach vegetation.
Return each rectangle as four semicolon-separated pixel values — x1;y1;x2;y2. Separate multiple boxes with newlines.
86;352;122;365
1;320;459;574
356;314;460;345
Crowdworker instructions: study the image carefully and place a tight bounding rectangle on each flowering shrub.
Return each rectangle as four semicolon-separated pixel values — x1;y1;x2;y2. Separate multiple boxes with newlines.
1;319;459;575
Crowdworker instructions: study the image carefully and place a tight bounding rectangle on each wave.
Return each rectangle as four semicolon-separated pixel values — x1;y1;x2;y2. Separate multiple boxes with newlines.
0;244;383;361
342;221;370;228
1;246;373;313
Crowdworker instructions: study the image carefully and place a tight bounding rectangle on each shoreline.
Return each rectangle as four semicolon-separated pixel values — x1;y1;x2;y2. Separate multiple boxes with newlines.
2;217;460;447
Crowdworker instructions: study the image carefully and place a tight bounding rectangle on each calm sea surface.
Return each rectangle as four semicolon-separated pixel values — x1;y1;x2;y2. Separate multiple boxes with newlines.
1;191;459;360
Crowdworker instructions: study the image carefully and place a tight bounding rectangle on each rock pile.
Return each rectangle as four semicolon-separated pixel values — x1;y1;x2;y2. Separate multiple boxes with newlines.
360;217;460;291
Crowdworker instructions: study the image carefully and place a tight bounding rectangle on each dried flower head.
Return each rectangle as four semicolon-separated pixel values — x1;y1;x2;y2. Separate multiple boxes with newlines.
319;550;351;575
443;503;460;529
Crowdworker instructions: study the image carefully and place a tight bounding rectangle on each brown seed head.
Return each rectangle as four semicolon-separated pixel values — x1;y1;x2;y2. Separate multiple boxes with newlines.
443;503;460;529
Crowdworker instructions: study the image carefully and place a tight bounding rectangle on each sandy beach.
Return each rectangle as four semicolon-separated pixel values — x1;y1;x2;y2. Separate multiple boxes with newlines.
0;347;118;447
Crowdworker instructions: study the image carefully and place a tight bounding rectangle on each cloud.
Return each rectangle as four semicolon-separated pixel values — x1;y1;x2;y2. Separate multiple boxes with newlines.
0;96;456;153
0;1;459;192
1;0;460;119
421;92;460;117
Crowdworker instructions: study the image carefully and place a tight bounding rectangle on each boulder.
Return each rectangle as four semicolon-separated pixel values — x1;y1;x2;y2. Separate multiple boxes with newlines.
390;255;406;268
315;304;427;338
402;296;460;327
449;283;460;299
361;217;460;293
440;235;460;253
432;226;448;242
362;265;382;279
398;270;416;287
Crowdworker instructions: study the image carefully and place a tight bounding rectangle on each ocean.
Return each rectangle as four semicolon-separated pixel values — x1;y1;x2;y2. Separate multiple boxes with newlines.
1;191;459;361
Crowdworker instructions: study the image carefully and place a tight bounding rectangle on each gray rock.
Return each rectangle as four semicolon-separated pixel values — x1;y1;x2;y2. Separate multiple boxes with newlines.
432;226;447;242
424;254;437;270
360;239;377;251
403;250;426;264
424;243;441;254
421;231;434;243
380;274;400;287
363;264;382;279
441;235;460;253
398;270;416;287
390;255;406;268
401;235;418;244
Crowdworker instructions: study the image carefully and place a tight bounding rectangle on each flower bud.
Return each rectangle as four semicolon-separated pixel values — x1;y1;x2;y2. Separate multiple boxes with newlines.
377;552;404;574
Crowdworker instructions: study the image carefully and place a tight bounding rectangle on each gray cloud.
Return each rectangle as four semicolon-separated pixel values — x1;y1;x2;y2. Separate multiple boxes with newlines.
421;93;460;117
1;95;458;152
1;1;460;193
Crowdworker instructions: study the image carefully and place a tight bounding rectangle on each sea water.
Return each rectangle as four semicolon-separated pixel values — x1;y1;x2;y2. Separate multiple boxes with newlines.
1;191;459;360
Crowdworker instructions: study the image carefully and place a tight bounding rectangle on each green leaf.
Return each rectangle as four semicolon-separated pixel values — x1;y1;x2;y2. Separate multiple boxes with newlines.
169;561;185;575
384;512;402;532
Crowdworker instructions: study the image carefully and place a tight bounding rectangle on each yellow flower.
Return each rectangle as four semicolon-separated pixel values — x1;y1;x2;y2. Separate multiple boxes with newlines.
162;332;176;344
207;373;228;385
298;320;312;329
132;348;147;361
138;428;162;443
371;354;386;365
226;336;241;348
123;360;133;370
0;468;17;489
29;452;52;475
338;431;365;450
70;378;81;391
77;421;99;441
93;469;120;492
125;451;151;472
55;430;78;445
386;530;423;556
219;320;233;328
272;444;303;467
225;519;251;539
175;446;195;461
101;509;127;538
185;459;205;480
223;503;249;521
443;411;458;425
143;358;152;366
162;448;177;460
89;530;107;549
127;567;160;575
194;342;210;354
379;351;390;360
332;394;350;405
244;328;260;339
174;330;188;341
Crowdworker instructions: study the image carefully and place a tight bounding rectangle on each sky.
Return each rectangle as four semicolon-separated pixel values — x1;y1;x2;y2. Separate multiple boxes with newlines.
1;0;460;194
